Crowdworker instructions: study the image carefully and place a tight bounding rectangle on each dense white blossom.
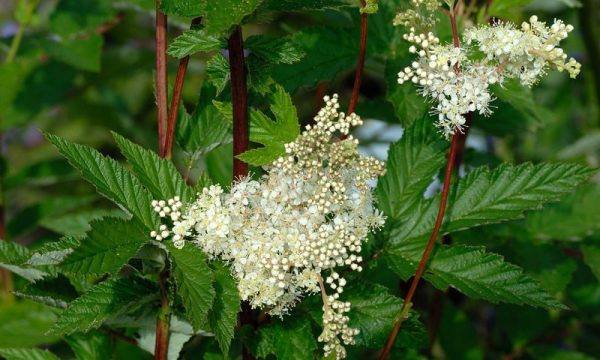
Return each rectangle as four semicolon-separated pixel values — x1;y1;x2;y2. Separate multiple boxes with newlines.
393;0;440;30
151;95;385;359
397;16;581;138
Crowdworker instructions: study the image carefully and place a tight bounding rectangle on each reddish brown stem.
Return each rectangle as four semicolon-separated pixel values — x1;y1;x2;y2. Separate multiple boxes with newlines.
154;271;170;360
164;17;203;160
380;9;466;359
155;3;168;157
228;26;250;178
347;11;368;115
379;134;461;359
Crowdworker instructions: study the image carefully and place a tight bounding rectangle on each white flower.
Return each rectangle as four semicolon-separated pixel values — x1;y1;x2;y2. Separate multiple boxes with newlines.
151;95;386;359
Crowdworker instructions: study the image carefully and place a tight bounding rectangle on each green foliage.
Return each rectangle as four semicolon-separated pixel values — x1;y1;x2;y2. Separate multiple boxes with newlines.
208;262;240;355
254;318;318;360
203;0;264;34
168;243;216;331
65;331;111;360
14;275;78;309
0;348;59;360
167;30;224;59
0;301;59;348
48;277;158;335
0;241;47;282
47;134;159;229
60;218;149;276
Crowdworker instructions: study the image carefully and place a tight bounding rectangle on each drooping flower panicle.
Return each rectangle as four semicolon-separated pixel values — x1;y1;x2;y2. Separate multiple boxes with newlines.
151;94;385;359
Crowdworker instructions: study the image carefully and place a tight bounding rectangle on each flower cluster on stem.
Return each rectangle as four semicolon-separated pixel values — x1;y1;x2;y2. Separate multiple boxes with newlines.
397;16;581;138
151;95;385;359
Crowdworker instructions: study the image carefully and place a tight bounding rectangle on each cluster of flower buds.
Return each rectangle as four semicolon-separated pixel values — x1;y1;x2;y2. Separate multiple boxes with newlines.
397;15;581;138
393;0;441;30
150;95;385;359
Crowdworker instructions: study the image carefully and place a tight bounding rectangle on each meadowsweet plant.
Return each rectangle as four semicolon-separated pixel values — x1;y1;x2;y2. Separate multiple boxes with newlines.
0;1;598;360
151;94;385;358
397;17;581;137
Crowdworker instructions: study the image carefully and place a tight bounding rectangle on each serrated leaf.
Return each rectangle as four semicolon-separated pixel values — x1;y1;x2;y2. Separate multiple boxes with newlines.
41;209;126;238
168;29;224;59
262;0;349;12
14;274;78;309
376;118;446;219
159;0;204;17
345;283;427;349
388;244;566;309
208;262;240;355
203;0;264;35
206;53;231;95
47;134;159;229
237;85;300;165
389;163;595;248
66;331;111;360
246;35;305;65
112;132;194;201
0;241;47;282
0;348;59;360
272;27;357;92
27;237;80;266
168;244;216;330
48;277;158;335
177;84;232;157
60;218;149;276
254;317;317;360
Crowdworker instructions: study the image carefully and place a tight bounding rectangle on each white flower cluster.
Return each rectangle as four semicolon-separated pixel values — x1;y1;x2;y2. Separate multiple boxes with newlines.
465;16;581;86
397;16;581;138
151;95;386;359
318;273;359;359
393;0;440;30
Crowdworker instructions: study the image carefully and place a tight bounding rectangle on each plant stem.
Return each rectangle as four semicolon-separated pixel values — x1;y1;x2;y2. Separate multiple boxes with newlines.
228;26;249;179
154;270;170;360
379;133;461;360
5;25;24;65
579;0;600;117
380;10;465;359
164;17;202;160
155;1;168;157
347;0;369;116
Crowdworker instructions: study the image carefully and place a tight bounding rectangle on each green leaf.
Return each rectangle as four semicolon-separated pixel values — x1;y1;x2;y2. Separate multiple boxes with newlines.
489;80;550;130
0;241;47;282
168;244;216;330
389;163;595;247
60;218;149;276
206;143;233;187
112;132;194;201
245;35;306;65
41;209;126;238
345;283;427;349
27;237;80;267
237;84;300;165
66;331;111;360
581;244;600;281
525;184;600;241
0;349;59;360
5;158;77;190
254;317;318;360
0;301;59;348
376;118;446;219
388;245;566;309
14;274;79;309
203;0;264;35
43;34;104;72
167;29;224;59
48;277;158;335
160;0;204;17
50;0;115;37
47;134;159;229
262;0;349;11
208;262;240;355
176;84;232;157
272;27;358;92
438;302;484;360
206;53;231;95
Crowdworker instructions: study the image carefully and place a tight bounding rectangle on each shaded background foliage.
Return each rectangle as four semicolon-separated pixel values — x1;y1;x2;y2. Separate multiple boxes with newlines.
0;0;599;359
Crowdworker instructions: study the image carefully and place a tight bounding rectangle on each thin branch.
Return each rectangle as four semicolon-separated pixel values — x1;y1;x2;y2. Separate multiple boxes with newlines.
154;270;171;360
164;17;202;160
379;11;466;359
347;0;369;115
379;134;461;360
102;327;138;345
156;2;169;157
228;26;250;179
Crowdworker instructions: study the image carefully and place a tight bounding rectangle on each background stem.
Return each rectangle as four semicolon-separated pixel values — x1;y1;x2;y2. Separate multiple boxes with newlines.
228;26;250;179
155;2;168;157
154;270;171;360
164;17;202;160
347;0;369;116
